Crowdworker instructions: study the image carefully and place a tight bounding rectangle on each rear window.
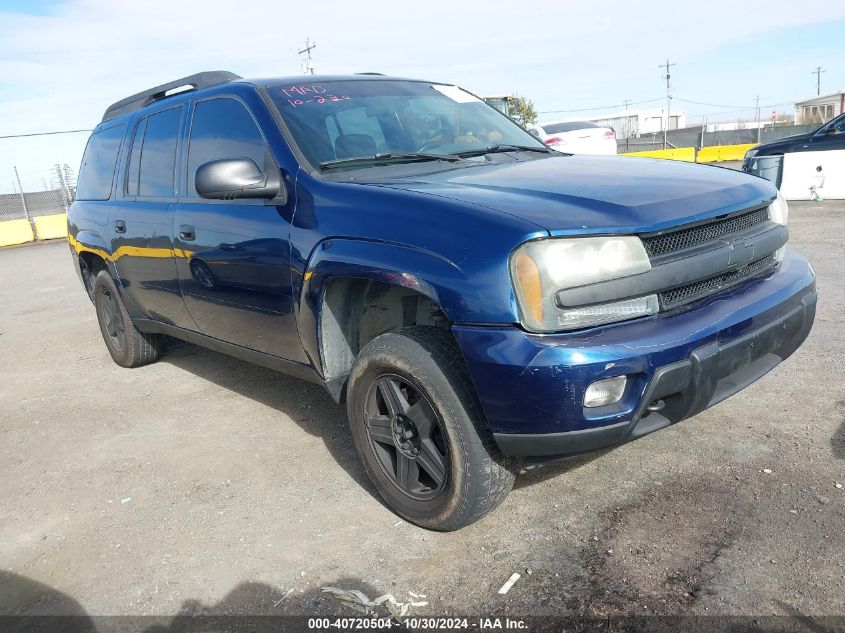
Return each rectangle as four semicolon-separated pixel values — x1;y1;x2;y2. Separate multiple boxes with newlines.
76;123;126;201
542;121;599;134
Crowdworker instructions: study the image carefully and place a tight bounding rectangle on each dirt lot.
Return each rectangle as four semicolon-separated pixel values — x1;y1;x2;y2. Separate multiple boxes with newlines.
1;201;843;623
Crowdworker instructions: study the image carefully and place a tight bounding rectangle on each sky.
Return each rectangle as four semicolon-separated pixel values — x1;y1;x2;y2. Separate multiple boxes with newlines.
1;0;844;191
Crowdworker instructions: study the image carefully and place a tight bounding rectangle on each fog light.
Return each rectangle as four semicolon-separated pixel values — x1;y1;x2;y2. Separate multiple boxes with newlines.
584;376;627;408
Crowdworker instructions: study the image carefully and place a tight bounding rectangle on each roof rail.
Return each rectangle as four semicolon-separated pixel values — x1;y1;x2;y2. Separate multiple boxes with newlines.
355;72;385;76
101;71;242;122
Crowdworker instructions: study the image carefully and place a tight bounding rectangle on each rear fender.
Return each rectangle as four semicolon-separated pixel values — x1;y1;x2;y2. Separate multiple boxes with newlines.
68;229;116;275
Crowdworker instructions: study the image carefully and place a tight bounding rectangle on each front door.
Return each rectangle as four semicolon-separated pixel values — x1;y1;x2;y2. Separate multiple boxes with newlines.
172;96;305;362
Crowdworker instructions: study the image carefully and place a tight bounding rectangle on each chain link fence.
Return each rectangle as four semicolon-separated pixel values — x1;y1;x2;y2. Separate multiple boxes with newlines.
0;164;77;223
617;124;818;153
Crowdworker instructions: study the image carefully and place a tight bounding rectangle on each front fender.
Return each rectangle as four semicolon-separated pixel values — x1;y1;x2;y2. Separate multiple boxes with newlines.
296;237;516;374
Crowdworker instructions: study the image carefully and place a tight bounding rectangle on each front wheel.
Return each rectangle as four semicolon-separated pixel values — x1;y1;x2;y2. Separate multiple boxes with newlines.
346;326;514;531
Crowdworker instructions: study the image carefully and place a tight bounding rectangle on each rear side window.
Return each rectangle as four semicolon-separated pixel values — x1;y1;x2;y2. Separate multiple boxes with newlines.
76;123;126;201
127;107;182;198
187;98;267;196
542;121;599;134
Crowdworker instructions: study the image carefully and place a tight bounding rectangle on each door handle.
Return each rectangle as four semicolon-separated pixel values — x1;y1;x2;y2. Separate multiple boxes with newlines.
179;225;196;241
114;220;126;234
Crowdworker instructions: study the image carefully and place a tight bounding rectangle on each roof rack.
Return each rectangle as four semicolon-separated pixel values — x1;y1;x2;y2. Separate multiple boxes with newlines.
101;71;242;122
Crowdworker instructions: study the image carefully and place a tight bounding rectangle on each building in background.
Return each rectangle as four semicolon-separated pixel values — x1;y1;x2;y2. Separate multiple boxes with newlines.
540;108;686;139
794;92;845;124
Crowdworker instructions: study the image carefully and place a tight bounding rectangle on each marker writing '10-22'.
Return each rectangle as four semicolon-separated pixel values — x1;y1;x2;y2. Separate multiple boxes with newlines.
282;85;351;107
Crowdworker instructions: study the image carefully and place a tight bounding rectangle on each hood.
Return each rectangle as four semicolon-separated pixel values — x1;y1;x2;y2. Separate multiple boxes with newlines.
372;154;776;235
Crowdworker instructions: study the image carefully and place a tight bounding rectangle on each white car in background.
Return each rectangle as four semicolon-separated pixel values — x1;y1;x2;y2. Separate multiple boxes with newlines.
530;120;617;155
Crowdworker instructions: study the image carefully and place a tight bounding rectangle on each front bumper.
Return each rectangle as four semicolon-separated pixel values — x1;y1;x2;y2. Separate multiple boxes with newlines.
452;250;816;459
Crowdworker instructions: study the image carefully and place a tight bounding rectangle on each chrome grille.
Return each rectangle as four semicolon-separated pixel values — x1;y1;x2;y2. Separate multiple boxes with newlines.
642;206;770;258
659;255;776;310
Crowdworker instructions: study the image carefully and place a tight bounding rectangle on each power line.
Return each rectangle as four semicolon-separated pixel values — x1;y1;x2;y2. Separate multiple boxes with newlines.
0;128;92;140
673;97;792;110
538;97;663;115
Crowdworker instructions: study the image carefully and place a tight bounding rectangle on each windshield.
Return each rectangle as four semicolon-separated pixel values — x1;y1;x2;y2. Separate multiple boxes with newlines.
267;80;547;169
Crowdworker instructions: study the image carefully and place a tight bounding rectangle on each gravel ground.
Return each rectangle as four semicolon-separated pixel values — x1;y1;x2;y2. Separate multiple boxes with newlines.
0;201;843;623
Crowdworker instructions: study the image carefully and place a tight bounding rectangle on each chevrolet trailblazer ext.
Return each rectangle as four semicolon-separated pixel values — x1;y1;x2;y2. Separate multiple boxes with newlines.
69;72;816;530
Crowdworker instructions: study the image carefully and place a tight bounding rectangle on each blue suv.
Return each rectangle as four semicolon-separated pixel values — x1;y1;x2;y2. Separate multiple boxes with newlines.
69;72;817;530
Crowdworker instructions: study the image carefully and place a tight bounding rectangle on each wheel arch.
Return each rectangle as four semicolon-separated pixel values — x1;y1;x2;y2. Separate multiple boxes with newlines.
68;230;113;298
298;239;467;401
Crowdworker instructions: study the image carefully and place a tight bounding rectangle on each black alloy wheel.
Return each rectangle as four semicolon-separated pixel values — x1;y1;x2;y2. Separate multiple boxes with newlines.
364;374;449;500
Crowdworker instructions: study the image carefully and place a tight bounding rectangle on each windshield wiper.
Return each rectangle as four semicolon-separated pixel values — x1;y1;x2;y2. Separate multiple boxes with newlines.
320;152;460;170
451;144;553;158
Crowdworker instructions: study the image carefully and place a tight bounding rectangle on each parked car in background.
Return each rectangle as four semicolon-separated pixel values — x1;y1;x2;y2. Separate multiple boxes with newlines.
743;111;845;176
69;72;815;531
530;120;617;155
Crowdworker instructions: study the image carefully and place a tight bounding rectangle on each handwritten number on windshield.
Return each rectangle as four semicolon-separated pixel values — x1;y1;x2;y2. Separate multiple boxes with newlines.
282;85;351;107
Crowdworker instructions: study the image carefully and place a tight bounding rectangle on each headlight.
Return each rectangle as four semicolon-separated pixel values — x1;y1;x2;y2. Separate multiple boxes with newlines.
769;191;789;261
510;236;656;332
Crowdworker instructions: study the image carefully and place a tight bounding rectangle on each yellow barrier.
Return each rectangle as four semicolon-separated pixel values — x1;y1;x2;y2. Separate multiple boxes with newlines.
0;219;35;247
696;143;756;163
33;213;68;240
621;147;696;162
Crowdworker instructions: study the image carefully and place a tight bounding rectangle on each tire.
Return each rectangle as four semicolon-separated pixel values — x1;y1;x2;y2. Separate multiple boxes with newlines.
346;326;514;531
93;270;163;368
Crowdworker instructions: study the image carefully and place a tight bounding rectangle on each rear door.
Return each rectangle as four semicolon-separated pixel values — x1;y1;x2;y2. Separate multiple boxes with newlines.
172;95;304;361
109;106;196;329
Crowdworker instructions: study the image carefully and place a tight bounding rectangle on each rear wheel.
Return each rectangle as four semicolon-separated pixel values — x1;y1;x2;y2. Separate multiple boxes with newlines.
346;326;514;531
93;270;163;368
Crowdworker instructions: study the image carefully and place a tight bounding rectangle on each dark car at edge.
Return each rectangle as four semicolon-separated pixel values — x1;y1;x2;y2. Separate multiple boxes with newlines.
743;111;845;177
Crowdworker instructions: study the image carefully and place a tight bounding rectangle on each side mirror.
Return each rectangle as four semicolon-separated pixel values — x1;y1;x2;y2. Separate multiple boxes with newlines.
195;157;284;201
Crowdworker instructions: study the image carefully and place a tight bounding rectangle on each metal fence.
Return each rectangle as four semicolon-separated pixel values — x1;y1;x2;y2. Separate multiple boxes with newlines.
0;165;77;222
617;124;818;153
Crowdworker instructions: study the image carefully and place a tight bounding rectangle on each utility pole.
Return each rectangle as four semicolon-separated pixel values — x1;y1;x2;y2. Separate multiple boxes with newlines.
299;37;317;75
659;59;675;149
754;95;761;143
812;66;824;95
